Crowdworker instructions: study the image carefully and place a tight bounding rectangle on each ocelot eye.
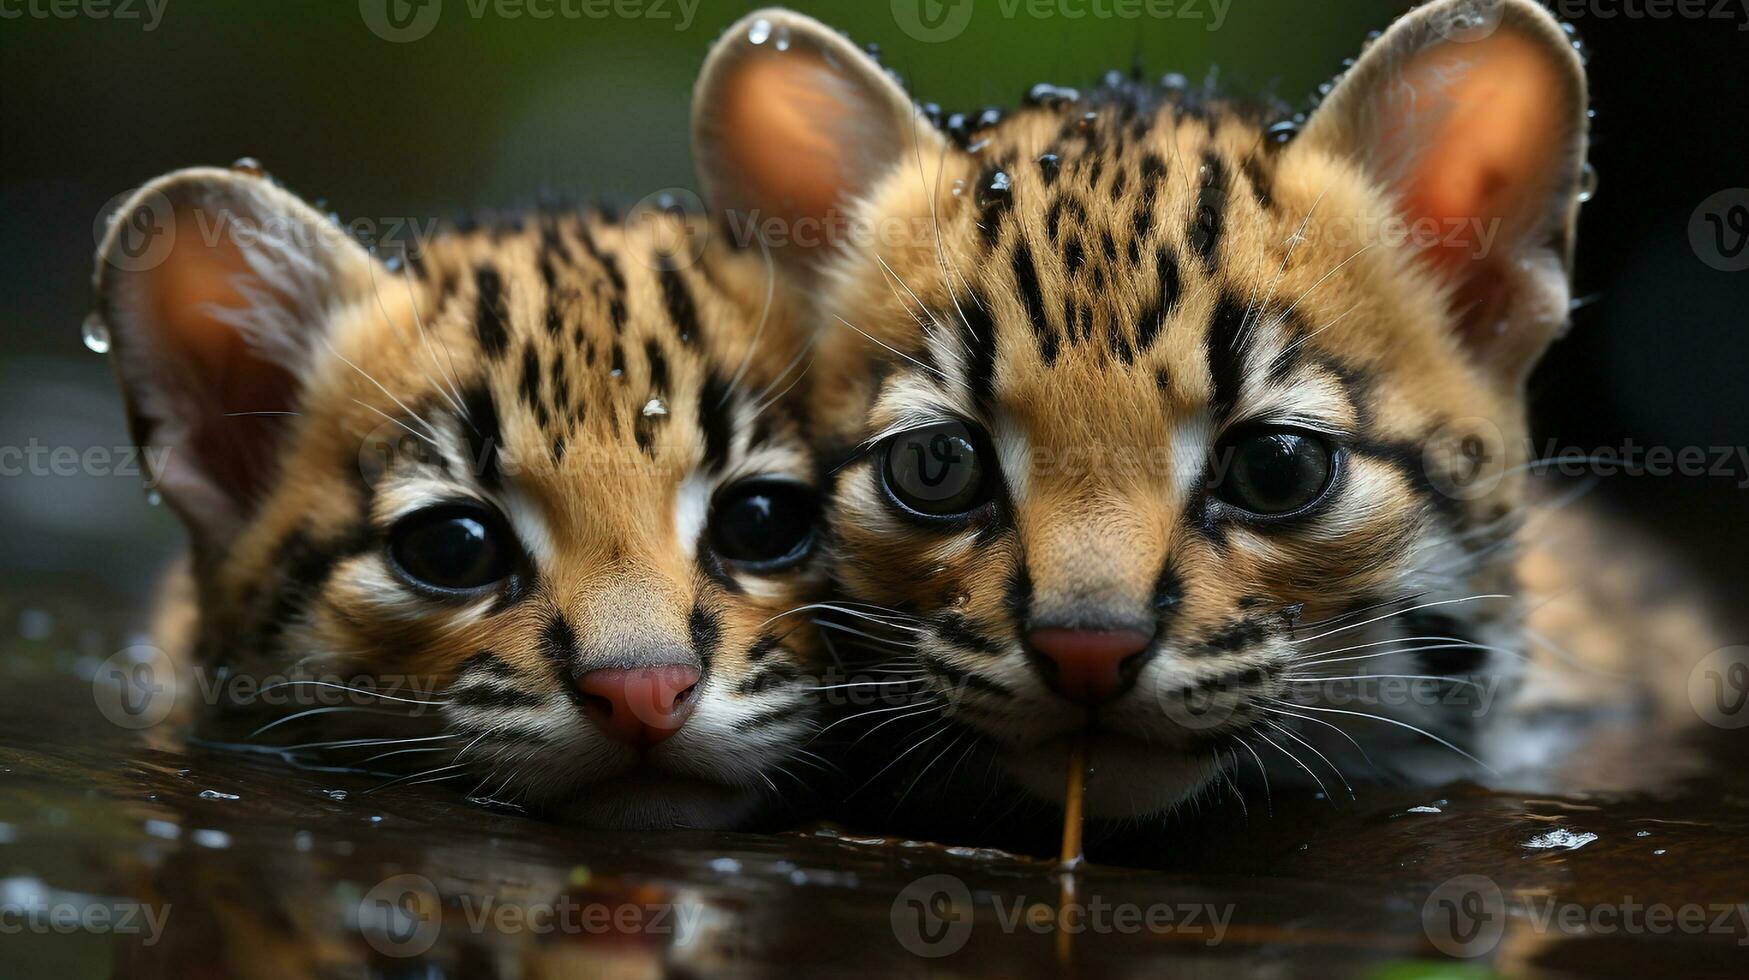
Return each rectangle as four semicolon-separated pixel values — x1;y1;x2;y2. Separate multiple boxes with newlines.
710;479;819;571
1212;429;1337;517
881;420;990;517
389;503;515;593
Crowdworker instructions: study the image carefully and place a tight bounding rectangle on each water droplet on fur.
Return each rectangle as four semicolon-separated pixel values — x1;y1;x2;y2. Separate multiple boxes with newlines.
1078;111;1098;133
1160;72;1188;91
1266;120;1300;145
945;112;971;146
975;107;1004;130
384;254;403;273
863;41;881;62
919;102;943;128
965;139;990;154
642;398;668;418
1577;163;1597;203
198;790;240;801
986;170;1014;206
1024;83;1079;108
81;315;111;354
949;179;966;197
1036;153;1061;181
145;490;163;507
773;25;791;51
230;156;264;177
747;17;771;45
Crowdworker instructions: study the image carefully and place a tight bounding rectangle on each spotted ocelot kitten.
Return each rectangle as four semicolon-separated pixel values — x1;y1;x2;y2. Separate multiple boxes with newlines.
93;168;829;829
690;0;1726;828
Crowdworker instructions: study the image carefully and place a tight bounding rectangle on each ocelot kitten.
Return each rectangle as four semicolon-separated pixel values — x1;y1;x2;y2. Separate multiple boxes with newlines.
93;168;828;829
690;0;1725;826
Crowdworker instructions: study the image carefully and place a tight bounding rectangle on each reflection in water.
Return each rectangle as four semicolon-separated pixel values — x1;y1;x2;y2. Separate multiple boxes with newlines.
3;591;1747;978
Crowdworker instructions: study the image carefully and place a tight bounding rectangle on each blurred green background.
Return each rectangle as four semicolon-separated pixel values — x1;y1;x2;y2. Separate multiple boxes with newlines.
2;0;1745;620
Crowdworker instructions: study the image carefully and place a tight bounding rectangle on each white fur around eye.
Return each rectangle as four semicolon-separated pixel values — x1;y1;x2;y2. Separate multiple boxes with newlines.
1169;411;1214;499
675;473;713;561
500;484;554;567
990;407;1031;505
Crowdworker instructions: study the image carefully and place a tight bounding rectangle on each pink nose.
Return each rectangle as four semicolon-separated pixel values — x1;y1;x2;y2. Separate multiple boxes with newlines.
578;665;700;748
1028;628;1154;704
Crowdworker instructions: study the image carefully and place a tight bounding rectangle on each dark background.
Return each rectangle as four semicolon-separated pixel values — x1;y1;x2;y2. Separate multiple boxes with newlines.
1;0;1744;620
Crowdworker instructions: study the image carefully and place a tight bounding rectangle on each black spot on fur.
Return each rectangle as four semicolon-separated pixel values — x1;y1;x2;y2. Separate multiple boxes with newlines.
957;293;999;404
518;342;542;412
644;339;668;393
577;224;626;294
689;604;721;671
1063;235;1085;276
1012;242;1056;364
473;266;510;358
460;383;503;489
1135;245;1180;352
1205;292;1251;419
657;255;701;345
699;371;735;472
1190;150;1227;272
540;616;579;674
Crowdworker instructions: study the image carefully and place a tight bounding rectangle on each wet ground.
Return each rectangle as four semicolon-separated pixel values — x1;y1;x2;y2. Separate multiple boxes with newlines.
3;590;1747;979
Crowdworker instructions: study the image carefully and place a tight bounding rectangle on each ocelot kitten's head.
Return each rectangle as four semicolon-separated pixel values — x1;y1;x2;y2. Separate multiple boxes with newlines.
94;168;826;829
694;0;1589;817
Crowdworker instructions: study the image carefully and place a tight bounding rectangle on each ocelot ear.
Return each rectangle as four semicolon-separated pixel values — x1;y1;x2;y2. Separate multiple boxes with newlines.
1299;0;1590;389
92;167;380;549
692;8;946;269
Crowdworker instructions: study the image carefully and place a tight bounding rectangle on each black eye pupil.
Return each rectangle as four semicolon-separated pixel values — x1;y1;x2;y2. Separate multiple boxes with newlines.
390;507;512;592
884;422;988;516
711;481;817;569
1217;431;1334;516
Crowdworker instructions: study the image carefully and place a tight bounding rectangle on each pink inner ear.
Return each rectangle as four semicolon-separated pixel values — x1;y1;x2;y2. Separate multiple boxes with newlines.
720;53;852;224
1382;30;1565;278
147;209;300;506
